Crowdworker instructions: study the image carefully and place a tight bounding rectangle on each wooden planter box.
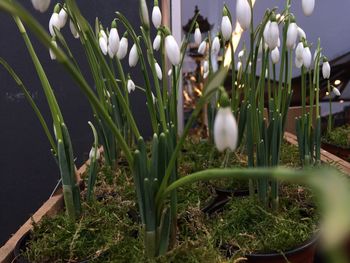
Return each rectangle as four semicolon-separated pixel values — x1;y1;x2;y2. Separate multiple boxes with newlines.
321;142;350;162
1;135;350;263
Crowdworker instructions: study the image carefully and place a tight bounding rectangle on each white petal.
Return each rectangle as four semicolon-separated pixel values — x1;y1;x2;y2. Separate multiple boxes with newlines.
263;21;271;43
117;37;128;60
58;8;68;28
302;47;312;69
212;37;220;56
194;27;202;45
221;16;232;42
108;28;120;57
69;20;79;39
322;62;331;79
31;0;50;13
236;0;251;31
295;56;303;69
152;6;162;28
267;21;279;50
238;50;245;59
127;79;135;93
297;27;306;40
214;108;238;152
295;42;304;61
129;44;139;67
286;23;298;49
168;68;172;76
89;147;100;160
99;37;108;55
100;30;107;43
203;60;209;73
165;35;180;65
198;40;207;55
333;87;341;96
49;13;60;36
271;47;280;64
153;34;161;51
302;0;315;16
155;62;162;80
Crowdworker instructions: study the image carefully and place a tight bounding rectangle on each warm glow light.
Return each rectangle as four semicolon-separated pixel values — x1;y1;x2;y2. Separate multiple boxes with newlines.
326;91;329;96
334;80;342;86
340;100;344;104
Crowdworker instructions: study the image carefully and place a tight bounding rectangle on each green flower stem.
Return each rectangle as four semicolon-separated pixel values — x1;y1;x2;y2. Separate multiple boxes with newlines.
327;80;332;133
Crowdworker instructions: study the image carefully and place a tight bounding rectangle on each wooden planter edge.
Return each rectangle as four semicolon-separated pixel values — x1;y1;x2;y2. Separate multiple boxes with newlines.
1;136;349;263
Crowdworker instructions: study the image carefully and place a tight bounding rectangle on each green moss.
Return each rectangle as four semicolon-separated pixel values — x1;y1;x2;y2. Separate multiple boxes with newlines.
322;125;350;149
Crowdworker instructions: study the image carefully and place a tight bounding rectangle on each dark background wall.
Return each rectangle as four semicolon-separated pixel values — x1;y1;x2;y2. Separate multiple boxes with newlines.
0;0;153;246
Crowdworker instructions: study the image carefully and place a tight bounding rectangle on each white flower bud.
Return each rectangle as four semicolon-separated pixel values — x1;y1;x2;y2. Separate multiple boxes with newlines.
266;21;279;50
238;50;245;59
333;87;341;96
295;42;304;61
165;35;180;65
140;0;150;29
302;0;315;16
295;56;303;69
100;30;108;43
168;68;172;76
49;39;57;60
212;37;220;56
263;21;271;43
127;79;136;93
129;43;139;67
117;37;128;60
297;27;306;40
194;27;202;45
214;107;238;152
99;36;108;55
286;22;298;49
302;47;312;69
322;61;331;79
31;0;51;13
198;40;207;55
152;92;157;104
69;20;79;39
236;0;251;31
203;60;209;74
49;12;60;36
58;7;68;28
152;5;162;28
221;16;232;42
155;62;162;80
271;47;280;64
153;34;161;51
108;28;120;58
89;147;100;160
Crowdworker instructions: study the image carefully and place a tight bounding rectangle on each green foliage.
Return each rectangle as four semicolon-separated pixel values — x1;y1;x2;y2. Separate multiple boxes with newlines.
323;125;350;149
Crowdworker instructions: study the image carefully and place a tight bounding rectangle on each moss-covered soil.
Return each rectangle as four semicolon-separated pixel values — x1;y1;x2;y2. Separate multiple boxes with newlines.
322;124;350;149
22;139;318;263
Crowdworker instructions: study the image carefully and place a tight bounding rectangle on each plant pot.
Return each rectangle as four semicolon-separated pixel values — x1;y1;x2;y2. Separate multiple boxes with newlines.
244;235;319;263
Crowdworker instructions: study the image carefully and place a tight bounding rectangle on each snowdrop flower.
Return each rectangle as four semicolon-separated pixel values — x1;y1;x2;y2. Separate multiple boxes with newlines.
203;60;209;78
155;62;162;80
140;0;150;29
297;27;306;40
238;50;245;59
198;40;207;55
214;107;238;152
49;5;61;36
127;78;135;93
99;32;108;55
302;0;315;17
31;0;50;13
236;0;251;31
117;33;128;60
152;92;157;104
165;34;180;65
221;16;232;42
89;147;100;160
152;0;162;28
194;24;202;45
108;21;120;58
271;47;280;64
265;17;279;50
153;34;161;51
168;68;172;76
212;36;220;56
49;37;57;60
302;46;312;69
58;5;68;28
263;21;271;42
295;56;303;69
237;61;243;79
322;60;331;79
69;20;79;39
295;42;304;61
333;87;341;96
129;43;139;67
286;21;298;49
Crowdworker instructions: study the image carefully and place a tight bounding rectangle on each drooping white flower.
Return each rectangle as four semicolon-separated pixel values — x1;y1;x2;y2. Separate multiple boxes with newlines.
117;36;128;60
238;50;245;59
295;42;304;61
153;34;161;51
31;0;51;13
58;7;68;28
152;5;162;28
89;146;100;160
214;107;238;152
271;47;280;64
49;38;57;60
165;35;180;65
203;60;209;74
266;20;279;50
302;47;312;69
69;20;79;39
221;16;232;42
49;12;60;36
198;40;207;55
194;27;202;45
295;56;303;69
99;34;108;55
297;27;306;40
263;21;271;43
286;22;298;49
129;43;139;67
100;29;107;43
322;61;331;79
140;0;150;29
212;36;220;56
155;62;162;80
302;0;315;16
127;79;135;93
333;87;341;96
236;0;251;31
108;27;120;58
